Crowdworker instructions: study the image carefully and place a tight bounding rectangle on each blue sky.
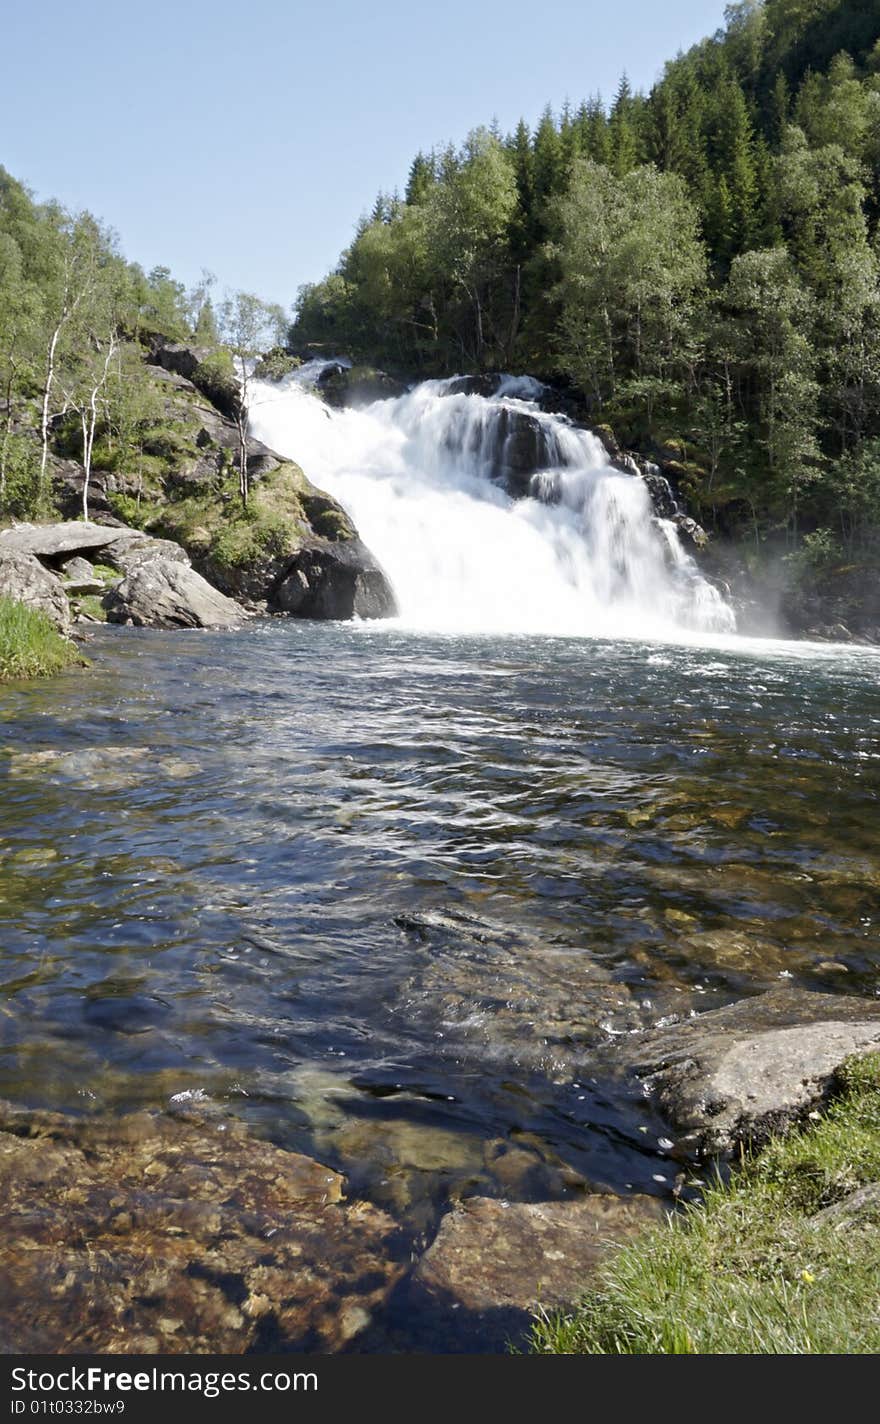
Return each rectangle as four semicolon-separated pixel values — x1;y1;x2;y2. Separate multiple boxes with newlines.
0;1;728;311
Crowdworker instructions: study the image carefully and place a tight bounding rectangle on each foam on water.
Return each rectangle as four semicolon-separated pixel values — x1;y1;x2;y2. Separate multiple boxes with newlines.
248;370;737;639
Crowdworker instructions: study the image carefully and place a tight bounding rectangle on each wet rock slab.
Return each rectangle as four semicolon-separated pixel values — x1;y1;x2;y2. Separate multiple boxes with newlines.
0;1104;403;1353
402;1192;664;1349
618;987;880;1156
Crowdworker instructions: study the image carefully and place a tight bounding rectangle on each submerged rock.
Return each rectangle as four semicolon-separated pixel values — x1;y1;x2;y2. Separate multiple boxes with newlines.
618;987;880;1156
104;557;248;629
0;551;71;631
394;907;642;1082
0;1103;403;1354
7;746;200;790
404;1193;664;1349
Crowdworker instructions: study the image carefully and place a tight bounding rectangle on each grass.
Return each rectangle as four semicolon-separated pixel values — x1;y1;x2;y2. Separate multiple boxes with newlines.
531;1053;880;1355
0;598;81;681
71;594;108;622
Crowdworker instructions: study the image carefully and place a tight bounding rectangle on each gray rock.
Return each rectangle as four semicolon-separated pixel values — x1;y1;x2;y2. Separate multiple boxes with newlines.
0;1102;403;1354
443;374;505;398
811;1182;880;1230
318;364;408;408
0;552;71;631
102;533;191;575
405;1193;664;1348
0;521;126;563
64;579;107;596
152;341;241;422
272;539;397;620
104;557;248;630
619;988;880;1156
61;556;95;581
674;514;709;549
641;466;679;519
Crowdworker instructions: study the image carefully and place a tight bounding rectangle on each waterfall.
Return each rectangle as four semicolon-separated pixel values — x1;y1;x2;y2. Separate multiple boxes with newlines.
248;366;736;639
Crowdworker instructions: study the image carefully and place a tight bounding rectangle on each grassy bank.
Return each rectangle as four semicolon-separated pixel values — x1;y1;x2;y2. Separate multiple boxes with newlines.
531;1054;880;1355
0;599;80;681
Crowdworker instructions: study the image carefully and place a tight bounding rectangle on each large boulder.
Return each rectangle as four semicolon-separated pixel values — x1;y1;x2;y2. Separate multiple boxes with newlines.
0;1102;403;1353
618;987;880;1157
317;364;407;408
102;532;191;575
271;539;398;620
0;552;71;631
429;398;563;500
493;407;560;497
442;374;505;399
104;557;248;630
151;341;241;422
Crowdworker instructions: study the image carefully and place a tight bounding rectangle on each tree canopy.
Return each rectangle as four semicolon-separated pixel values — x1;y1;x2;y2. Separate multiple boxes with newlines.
290;0;880;554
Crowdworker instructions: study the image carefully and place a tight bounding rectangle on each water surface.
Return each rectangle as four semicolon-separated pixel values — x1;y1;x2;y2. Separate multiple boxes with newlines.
2;622;879;1233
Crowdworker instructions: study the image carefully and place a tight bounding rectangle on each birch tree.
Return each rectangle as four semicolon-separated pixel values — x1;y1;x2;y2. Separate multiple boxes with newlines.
37;214;105;506
217;292;285;507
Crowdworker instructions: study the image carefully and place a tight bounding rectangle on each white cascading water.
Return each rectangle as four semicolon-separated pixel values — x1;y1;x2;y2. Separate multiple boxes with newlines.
248;361;736;639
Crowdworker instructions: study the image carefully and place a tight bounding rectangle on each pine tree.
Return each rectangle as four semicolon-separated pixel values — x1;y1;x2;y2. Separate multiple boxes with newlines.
609;75;640;176
405;153;436;206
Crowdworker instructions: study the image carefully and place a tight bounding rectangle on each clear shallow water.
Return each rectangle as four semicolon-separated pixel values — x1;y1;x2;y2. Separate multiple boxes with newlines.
1;622;879;1234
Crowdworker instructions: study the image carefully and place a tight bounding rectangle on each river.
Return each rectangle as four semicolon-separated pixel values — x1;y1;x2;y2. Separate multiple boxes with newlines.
2;621;878;1242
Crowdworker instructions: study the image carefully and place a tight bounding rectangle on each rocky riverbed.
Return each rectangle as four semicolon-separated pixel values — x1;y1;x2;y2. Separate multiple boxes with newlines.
2;985;878;1353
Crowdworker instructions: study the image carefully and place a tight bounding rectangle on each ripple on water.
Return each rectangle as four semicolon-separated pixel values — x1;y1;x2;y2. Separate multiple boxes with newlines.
0;621;878;1222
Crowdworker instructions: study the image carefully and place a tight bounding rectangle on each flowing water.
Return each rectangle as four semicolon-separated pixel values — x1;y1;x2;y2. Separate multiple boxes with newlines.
2;626;879;1236
1;375;879;1345
249;367;735;639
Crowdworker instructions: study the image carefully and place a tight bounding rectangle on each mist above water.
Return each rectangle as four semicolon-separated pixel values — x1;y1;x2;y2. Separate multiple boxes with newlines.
248;366;736;640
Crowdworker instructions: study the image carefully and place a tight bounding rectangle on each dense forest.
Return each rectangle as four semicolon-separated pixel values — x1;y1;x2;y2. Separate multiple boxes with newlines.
292;0;880;564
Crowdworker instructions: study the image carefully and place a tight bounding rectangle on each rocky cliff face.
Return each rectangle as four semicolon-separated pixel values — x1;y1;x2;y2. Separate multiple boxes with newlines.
47;342;397;623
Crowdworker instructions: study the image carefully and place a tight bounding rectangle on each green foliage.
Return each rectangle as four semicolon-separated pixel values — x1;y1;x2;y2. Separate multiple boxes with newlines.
149;459;316;587
288;1;880;556
0;598;79;681
552;163;707;421
531;1052;880;1355
106;491;157;529
140;265;190;340
783;527;845;584
253;347;301;381
0;434;46;518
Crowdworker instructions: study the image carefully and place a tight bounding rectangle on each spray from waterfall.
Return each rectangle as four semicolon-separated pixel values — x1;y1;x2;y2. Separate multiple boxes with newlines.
247;364;736;640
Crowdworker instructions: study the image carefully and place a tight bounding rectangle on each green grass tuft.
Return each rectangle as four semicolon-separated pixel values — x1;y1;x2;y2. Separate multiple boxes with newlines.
531;1052;880;1355
0;599;82;681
